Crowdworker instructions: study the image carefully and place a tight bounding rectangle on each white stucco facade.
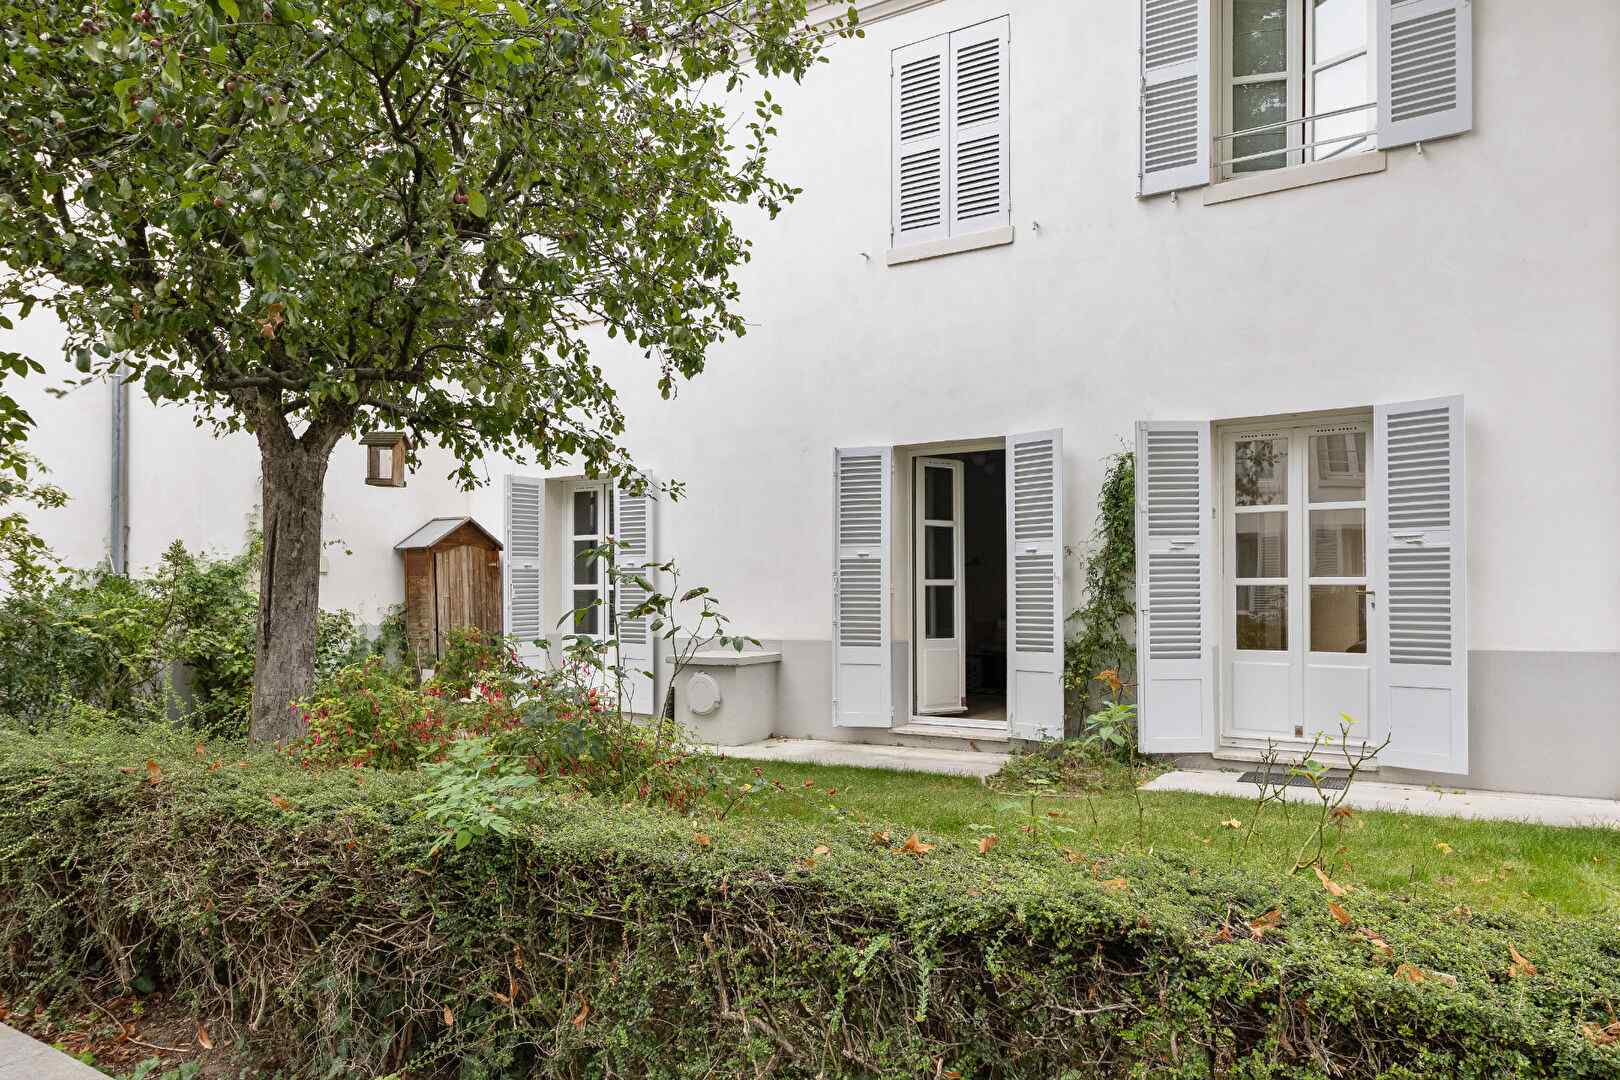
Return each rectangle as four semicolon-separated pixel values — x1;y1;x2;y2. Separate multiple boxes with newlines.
9;0;1618;797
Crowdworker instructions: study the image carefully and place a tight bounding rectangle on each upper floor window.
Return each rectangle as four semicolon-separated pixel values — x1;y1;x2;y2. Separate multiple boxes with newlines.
1220;0;1375;177
889;16;1011;259
1138;0;1473;198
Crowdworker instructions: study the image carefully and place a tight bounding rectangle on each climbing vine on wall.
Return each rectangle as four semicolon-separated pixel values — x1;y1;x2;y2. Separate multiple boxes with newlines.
1064;451;1136;722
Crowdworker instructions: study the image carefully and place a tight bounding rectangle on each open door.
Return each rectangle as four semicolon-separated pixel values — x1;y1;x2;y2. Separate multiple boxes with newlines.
614;483;658;716
1372;397;1467;773
833;447;893;727
1005;430;1064;741
503;475;545;667
1135;421;1216;753
914;458;966;715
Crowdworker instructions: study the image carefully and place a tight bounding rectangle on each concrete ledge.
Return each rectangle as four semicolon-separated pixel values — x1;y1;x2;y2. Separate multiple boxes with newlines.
1142;770;1620;829
717;738;1007;778
0;1023;108;1080
685;650;782;668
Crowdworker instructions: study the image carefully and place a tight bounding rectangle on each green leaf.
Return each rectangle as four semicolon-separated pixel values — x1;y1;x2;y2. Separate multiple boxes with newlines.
218;0;240;19
505;0;530;26
466;190;488;219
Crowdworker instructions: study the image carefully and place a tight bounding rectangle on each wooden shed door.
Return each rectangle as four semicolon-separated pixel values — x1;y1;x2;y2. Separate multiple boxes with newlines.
433;545;503;656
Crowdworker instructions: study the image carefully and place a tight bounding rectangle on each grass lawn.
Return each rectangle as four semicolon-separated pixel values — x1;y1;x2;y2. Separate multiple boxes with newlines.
713;757;1620;922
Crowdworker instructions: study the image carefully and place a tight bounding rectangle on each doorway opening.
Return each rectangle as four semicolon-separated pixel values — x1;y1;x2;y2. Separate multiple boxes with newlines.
912;448;1007;728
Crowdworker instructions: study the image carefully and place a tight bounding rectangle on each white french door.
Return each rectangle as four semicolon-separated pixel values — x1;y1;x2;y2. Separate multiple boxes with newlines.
1221;418;1374;748
913;458;966;716
564;480;614;641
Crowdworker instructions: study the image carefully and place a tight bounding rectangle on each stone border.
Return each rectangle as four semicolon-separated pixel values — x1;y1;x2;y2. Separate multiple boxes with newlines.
0;1023;109;1080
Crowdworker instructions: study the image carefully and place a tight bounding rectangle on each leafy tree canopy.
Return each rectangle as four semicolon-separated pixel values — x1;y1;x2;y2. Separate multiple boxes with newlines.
1;0;853;480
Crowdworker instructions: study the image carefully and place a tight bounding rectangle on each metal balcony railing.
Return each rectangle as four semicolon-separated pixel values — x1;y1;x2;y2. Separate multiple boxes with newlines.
1215;101;1377;170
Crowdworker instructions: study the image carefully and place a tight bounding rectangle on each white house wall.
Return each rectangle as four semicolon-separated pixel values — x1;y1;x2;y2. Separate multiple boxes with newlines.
7;0;1618;798
470;0;1620;798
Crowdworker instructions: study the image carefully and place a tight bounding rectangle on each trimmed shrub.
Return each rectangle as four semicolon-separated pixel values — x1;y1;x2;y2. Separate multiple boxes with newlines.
1;727;1616;1079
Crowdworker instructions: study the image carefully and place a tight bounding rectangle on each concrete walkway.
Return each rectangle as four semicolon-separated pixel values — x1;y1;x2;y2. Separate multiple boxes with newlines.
0;1023;107;1080
716;738;1007;778
1143;769;1620;829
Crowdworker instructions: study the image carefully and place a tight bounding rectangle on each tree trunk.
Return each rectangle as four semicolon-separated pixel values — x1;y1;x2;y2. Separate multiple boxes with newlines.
248;436;334;743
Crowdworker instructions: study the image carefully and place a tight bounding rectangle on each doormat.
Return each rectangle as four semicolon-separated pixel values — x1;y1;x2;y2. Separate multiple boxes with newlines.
1237;770;1349;791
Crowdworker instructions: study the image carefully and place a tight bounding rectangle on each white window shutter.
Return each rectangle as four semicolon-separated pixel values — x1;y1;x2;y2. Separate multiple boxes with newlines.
1139;0;1210;196
892;35;950;247
1006;430;1064;742
614;483;658;715
947;17;1010;236
1376;0;1472;149
504;475;544;665
1372;397;1468;773
1134;421;1215;752
833;447;893;728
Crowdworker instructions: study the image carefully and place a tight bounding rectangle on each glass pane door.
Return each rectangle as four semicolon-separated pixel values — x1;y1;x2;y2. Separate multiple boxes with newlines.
568;484;612;637
914;459;965;716
1303;426;1371;739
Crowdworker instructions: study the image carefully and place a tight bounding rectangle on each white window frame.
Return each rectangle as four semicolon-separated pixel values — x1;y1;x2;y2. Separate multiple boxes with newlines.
562;478;614;641
1215;0;1377;182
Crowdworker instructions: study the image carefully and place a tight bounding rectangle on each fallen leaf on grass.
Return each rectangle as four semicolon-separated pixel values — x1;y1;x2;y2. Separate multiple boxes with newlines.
194;742;206;756
1328;901;1352;927
1218;819;1242;830
1507;945;1537;978
442;1006;455;1026
572;997;589;1027
825;787;838;795
802;779;813;789
196;1023;213;1049
871;830;891;846
977;835;999;855
1060;848;1082;864
491;990;511;1006
1394;963;1426;984
900;833;935;856
1248;909;1282;939
1434;841;1454;856
813;845;830;856
1211;924;1233;943
1313;865;1347;897
1582;1020;1620;1047
146;759;163;785
692;833;712;848
1358;928;1393;958
798;856;817;869
1099;878;1129;892
268;794;291;811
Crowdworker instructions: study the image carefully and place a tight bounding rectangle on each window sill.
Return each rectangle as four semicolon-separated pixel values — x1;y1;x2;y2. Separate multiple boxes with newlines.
886;225;1014;266
1203;151;1386;206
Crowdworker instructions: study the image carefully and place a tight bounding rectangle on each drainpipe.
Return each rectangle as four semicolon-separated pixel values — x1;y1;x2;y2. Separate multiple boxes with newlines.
109;369;130;574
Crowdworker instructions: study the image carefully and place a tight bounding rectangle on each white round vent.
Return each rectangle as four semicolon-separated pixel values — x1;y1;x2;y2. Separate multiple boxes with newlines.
685;673;722;717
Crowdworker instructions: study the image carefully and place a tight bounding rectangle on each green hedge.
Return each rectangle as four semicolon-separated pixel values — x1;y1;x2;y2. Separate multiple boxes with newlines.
1;728;1616;1079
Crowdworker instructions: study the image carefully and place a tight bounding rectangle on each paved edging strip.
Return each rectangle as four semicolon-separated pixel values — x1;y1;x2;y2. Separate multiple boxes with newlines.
1142;769;1620;829
0;1023;108;1080
716;738;1008;778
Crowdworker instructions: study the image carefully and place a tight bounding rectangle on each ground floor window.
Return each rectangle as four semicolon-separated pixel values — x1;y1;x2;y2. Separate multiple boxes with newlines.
1219;414;1371;746
566;480;614;638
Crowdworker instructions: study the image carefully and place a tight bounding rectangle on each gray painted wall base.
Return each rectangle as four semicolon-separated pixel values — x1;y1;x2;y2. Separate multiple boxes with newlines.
0;1023;107;1080
733;642;1618;801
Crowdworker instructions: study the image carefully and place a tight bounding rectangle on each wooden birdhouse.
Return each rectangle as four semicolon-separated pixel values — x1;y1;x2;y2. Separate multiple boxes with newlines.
394;517;504;661
361;431;409;487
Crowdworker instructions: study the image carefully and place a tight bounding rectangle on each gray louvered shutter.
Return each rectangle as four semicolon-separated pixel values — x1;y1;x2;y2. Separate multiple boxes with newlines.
1373;397;1468;773
892;35;949;247
1376;0;1472;149
833;446;893;728
947;17;1010;236
614;483;657;714
1139;0;1210;196
1134;421;1214;752
504;475;544;664
1006;430;1063;742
